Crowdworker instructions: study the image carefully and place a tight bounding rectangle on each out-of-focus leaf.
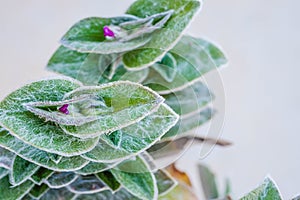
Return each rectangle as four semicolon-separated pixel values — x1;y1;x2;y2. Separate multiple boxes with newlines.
240;177;283;200
166;164;191;186
155;169;177;196
143;35;227;94
198;164;219;199
162;107;214;139
158;182;197;200
163;81;213;116
40;188;76;200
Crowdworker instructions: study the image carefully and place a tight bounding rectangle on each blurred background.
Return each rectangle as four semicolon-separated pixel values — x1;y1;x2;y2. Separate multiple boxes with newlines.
0;0;299;199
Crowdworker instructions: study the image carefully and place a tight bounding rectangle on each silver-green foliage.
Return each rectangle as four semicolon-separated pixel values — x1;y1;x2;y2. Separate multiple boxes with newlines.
0;0;230;199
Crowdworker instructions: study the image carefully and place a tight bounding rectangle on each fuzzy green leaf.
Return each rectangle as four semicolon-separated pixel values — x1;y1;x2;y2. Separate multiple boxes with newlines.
81;139;131;163
101;103;179;153
163;81;213;116
0;146;14;169
240;177;282;200
76;161;119;176
198;164;219;199
124;0;201;70
111;156;158;200
61;16;152;54
29;184;49;199
0;128;89;171
162;107;214;139
152;53;177;83
61;81;164;139
0;78;100;156
68;175;107;194
82;103;178;163
45;172;78;189
0;176;34;200
96;171;121;192
47;46;149;86
143;35;227;94
155;169;177;196
11;155;40;186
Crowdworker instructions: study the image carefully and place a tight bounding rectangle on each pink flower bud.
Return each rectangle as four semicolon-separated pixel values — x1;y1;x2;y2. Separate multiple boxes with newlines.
59;104;69;115
103;26;115;37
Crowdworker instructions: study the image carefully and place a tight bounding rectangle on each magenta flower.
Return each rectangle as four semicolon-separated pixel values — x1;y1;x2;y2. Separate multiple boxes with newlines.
103;26;115;38
59;104;69;115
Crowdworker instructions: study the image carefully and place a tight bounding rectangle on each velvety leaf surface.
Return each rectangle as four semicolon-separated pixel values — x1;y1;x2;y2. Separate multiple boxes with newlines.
0;129;89;171
68;175;107;194
47;46;149;86
61;16;152;54
155;169;177;196
0;78;100;156
29;184;49;199
23;95;106;126
0;176;34;200
143;35;227;94
81;139;131;163
76;161;119;175
162;107;214;139
101;103;179;153
240;177;282;200
96;171;121;192
61;81;164;138
111;156;158;200
124;0;201;69
163;81;213;116
198;164;219;199
82;104;178;163
152;53;177;83
11;155;40;186
0;146;14;169
45;172;78;189
74;188;140;200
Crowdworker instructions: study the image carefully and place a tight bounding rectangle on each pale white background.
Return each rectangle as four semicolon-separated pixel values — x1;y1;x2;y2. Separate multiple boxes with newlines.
0;0;299;199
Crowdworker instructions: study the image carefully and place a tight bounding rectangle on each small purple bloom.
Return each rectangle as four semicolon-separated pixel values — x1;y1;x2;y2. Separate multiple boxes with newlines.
59;104;69;115
103;26;115;37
